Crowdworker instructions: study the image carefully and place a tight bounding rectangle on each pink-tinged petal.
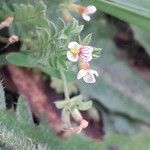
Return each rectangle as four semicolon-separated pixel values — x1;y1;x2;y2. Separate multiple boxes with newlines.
86;5;97;14
82;14;90;21
83;73;96;83
67;51;78;62
79;53;92;62
77;69;87;79
81;46;93;53
79;46;93;61
68;41;80;49
80;119;89;129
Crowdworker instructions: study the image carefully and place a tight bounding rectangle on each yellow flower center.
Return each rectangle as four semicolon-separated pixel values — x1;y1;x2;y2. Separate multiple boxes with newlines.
70;47;79;54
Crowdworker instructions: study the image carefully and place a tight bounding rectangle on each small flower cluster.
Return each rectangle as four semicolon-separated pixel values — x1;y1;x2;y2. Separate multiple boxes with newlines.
70;108;88;134
55;95;92;134
67;41;99;83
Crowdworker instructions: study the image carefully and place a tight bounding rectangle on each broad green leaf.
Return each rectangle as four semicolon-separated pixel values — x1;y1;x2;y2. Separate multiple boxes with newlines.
6;52;37;67
131;25;150;56
100;132;150;150
83;0;150;30
111;115;139;134
6;52;76;81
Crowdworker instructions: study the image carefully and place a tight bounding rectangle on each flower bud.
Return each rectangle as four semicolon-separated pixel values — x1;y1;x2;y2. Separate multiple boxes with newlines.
8;35;19;44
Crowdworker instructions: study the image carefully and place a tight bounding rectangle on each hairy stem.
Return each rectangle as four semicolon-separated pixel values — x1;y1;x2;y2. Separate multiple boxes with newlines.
59;65;70;101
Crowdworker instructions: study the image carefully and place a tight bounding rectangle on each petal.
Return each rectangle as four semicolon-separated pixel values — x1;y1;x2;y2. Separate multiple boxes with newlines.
80;119;89;129
87;54;92;61
90;70;99;77
86;5;97;14
68;41;80;49
82;14;90;21
81;46;93;53
77;69;87;79
79;46;93;61
83;73;96;83
79;53;92;62
67;51;78;62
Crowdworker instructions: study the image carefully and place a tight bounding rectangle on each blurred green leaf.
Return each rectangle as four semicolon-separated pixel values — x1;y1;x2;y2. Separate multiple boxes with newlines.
83;0;150;30
78;101;92;111
6;52;36;67
131;25;150;56
0;54;8;67
17;96;33;123
82;33;92;46
0;82;5;110
40;65;76;81
54;100;68;109
1;109;150;150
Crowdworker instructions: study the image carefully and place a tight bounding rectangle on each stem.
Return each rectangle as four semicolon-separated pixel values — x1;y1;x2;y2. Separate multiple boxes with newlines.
59;65;70;101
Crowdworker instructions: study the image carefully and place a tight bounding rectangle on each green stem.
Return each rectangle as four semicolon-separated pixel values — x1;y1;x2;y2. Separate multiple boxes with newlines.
59;65;70;101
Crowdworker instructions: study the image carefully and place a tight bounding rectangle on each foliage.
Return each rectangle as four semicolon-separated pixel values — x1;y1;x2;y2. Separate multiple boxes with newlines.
0;0;150;149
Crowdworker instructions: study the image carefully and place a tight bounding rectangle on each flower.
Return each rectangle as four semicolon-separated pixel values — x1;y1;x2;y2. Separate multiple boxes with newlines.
8;35;19;44
77;68;99;83
81;5;97;21
71;108;89;134
69;4;96;21
71;119;89;134
67;41;93;62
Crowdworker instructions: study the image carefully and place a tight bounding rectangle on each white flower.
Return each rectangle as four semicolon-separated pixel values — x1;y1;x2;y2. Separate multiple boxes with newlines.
67;41;93;62
77;69;99;83
82;5;97;21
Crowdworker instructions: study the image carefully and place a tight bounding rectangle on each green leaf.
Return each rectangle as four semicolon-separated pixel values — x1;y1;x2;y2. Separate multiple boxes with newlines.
83;0;150;30
0;111;150;150
13;1;49;29
0;82;5;110
112;115;139;134
82;33;92;46
64;18;84;35
40;65;76;81
6;52;37;67
78;101;92;111
17;96;33;123
54;100;68;109
0;54;8;67
131;25;150;56
49;21;58;37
